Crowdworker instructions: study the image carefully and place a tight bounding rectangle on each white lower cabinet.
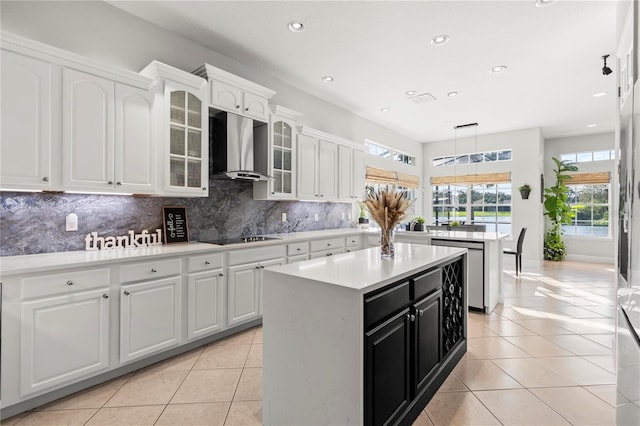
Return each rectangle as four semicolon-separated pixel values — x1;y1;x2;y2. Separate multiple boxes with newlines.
120;276;182;364
20;288;110;396
188;269;225;340
227;262;262;326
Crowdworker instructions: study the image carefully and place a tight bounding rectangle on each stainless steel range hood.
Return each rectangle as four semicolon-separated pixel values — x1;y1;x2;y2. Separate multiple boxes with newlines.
209;108;270;181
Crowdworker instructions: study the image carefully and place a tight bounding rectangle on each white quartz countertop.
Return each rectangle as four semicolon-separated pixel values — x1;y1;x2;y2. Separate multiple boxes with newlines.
0;228;369;276
265;243;466;293
396;230;509;241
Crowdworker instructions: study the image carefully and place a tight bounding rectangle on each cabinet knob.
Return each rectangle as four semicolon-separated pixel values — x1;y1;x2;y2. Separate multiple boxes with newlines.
42;176;49;182
124;291;130;296
260;265;265;269
271;192;275;195
205;261;210;265
102;294;109;299
245;107;249;111
346;249;351;253
419;309;425;316
327;253;333;256
218;273;224;277
151;268;157;273
327;243;331;246
255;266;261;269
116;181;122;186
235;105;240;108
296;248;301;251
202;187;207;191
408;314;416;322
320;194;324;197
66;280;74;286
107;181;113;185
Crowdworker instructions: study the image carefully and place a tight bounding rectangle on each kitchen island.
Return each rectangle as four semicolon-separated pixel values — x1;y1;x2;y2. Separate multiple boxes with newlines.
262;243;467;426
395;230;508;312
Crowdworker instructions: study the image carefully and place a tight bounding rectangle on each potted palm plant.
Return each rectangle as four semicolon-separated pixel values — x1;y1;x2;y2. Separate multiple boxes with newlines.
543;157;578;261
519;184;532;199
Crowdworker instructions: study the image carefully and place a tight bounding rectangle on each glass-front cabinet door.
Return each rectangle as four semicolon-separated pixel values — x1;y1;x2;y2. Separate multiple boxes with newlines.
253;106;301;200
272;119;294;197
169;90;203;190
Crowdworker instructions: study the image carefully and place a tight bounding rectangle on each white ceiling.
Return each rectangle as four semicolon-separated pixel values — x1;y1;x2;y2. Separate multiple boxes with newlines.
108;0;618;143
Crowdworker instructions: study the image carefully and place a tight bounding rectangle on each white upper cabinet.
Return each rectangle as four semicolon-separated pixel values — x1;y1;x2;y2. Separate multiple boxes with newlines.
298;126;365;202
338;145;366;201
141;61;209;197
193;64;275;122
254;105;302;200
1;33;155;194
0;48;58;191
62;68;115;191
62;68;156;194
115;84;156;194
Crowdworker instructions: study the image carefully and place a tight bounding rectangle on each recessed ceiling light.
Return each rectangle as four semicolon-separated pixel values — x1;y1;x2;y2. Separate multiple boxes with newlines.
586;124;598;128
447;92;459;97
431;35;450;46
406;90;416;96
288;21;304;32
593;92;607;97
490;65;507;74
535;0;555;7
380;108;390;113
321;76;334;82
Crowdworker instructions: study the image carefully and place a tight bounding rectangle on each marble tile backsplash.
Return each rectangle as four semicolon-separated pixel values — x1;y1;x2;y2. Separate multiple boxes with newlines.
0;180;354;256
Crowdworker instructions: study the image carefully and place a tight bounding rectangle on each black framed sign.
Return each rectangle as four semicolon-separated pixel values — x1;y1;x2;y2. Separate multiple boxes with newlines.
162;206;189;244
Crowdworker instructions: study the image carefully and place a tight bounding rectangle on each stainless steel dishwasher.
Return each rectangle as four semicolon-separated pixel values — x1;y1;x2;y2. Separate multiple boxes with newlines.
431;239;485;311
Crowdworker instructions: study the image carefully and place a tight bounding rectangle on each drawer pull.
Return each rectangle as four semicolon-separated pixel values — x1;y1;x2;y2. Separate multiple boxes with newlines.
204;261;211;265
260;265;265;269
42;176;49;182
151;268;157;273
102;294;109;299
124;291;130;296
66;280;74;286
296;248;301;251
107;181;113;185
255;266;261;269
327;253;333;256
407;314;416;322
116;181;122;186
218;273;224;277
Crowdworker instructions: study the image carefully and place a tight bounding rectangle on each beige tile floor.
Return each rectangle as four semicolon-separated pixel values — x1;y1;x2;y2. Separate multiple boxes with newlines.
5;260;618;425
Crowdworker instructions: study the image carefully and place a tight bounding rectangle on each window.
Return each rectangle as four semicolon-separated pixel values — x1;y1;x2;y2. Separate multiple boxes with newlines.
564;184;610;237
561;150;615;163
365;141;416;166
432;183;512;234
432;149;512;167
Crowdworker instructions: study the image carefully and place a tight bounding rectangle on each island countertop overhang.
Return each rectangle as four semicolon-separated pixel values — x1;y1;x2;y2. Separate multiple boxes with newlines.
264;243;467;293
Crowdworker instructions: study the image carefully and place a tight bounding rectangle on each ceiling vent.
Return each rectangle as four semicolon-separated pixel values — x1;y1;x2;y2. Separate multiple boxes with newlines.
408;93;437;103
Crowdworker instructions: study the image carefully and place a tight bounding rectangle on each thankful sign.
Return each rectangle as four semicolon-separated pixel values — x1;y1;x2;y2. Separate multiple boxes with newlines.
85;229;163;251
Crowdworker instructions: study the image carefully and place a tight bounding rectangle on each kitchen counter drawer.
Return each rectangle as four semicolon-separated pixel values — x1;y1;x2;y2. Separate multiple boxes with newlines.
21;268;110;299
188;252;224;272
364;280;411;331
120;258;182;283
310;237;345;253
228;245;286;266
287;242;309;256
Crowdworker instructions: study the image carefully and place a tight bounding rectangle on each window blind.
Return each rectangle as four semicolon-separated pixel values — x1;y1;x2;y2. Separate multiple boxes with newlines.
566;172;610;184
430;172;511;186
365;166;420;189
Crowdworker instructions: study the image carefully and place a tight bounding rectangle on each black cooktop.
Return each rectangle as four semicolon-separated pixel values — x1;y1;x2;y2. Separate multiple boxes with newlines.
200;236;280;245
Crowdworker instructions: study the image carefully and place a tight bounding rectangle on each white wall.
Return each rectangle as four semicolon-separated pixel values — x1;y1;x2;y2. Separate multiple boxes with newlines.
545;132;616;263
423;128;545;261
0;0;421;171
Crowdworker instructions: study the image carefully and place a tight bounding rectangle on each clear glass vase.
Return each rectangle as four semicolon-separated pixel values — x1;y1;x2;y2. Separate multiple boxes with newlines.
380;227;395;259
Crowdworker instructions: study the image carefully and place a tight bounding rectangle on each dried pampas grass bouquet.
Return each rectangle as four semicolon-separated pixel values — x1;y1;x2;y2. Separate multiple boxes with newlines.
363;185;413;258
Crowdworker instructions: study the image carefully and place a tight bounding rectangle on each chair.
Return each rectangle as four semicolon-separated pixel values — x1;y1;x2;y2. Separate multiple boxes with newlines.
504;227;527;276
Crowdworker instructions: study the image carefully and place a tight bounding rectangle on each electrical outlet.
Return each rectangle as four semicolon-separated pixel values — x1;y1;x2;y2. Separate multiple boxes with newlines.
314;213;319;221
282;212;287;222
66;213;78;231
